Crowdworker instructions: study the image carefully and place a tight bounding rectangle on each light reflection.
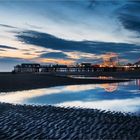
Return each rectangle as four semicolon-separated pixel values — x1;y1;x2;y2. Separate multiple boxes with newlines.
0;80;140;114
101;83;118;92
0;84;100;104
0;83;122;104
65;81;118;93
56;97;140;113
136;79;140;90
0;88;63;104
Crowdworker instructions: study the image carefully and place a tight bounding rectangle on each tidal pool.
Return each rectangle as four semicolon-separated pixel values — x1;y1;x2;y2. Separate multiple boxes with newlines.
0;79;140;114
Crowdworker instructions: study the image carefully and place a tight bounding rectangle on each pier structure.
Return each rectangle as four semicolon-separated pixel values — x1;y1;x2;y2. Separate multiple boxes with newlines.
13;62;140;73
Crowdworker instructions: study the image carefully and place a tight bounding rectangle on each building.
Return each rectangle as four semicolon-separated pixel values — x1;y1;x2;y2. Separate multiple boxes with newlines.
134;61;140;67
80;63;92;67
14;63;40;73
101;53;119;67
13;60;140;73
41;64;67;72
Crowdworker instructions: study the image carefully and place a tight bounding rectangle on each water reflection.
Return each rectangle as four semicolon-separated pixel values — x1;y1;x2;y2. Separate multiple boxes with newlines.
100;83;118;92
64;83;118;93
69;75;114;80
0;79;140;114
136;79;140;90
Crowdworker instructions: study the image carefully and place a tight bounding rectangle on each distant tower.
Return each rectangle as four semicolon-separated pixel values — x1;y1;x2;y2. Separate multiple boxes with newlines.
102;53;118;67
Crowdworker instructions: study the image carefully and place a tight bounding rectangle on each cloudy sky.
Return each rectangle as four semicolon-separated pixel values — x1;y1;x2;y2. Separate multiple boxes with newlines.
0;0;140;71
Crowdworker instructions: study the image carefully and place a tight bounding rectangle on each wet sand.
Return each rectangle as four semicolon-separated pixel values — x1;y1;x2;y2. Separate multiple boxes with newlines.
0;103;140;139
0;72;139;139
0;73;130;92
55;69;140;79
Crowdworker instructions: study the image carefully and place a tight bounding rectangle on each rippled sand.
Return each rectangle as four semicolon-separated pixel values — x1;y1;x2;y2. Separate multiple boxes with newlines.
0;103;140;139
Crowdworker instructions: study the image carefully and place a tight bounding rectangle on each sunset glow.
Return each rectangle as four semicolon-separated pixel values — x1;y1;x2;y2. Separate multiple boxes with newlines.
0;1;140;71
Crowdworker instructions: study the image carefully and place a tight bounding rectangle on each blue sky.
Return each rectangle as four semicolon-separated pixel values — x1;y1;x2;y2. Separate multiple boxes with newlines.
0;0;140;71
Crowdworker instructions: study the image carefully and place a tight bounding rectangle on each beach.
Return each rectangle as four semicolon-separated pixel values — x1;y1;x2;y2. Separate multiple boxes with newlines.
0;72;131;92
0;72;140;139
0;103;140;140
1;0;140;139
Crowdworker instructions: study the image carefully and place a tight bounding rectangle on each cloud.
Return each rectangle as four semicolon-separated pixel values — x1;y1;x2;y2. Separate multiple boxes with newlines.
118;1;140;34
0;49;6;51
0;45;18;50
38;58;75;65
0;23;16;29
16;30;140;63
119;13;140;33
0;1;140;70
41;52;68;59
88;0;96;8
16;30;124;53
0;0;139;44
25;23;42;29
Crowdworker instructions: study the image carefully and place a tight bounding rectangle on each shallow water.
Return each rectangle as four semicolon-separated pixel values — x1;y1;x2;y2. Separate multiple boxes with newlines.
0;79;140;114
69;75;115;79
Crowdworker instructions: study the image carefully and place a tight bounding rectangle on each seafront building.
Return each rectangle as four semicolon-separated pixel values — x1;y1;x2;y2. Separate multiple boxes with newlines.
134;60;140;67
14;63;41;73
13;61;140;73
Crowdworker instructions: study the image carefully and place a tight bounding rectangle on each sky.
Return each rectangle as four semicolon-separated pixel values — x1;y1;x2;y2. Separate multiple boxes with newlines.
0;0;140;71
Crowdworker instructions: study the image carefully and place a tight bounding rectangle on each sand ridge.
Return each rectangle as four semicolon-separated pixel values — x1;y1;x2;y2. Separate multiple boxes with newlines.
0;103;140;139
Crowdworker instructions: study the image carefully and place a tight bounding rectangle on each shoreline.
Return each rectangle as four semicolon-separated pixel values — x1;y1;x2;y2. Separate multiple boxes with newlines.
0;73;131;92
54;69;140;79
0;73;140;139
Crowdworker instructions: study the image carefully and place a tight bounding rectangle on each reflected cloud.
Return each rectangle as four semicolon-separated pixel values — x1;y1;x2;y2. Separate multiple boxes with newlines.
0;88;61;104
0;83;118;104
64;84;97;92
0;80;140;114
65;83;118;93
101;83;118;92
0;84;98;104
56;97;140;113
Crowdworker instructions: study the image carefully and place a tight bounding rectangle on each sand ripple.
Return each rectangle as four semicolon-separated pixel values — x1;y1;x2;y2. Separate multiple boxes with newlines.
0;103;140;139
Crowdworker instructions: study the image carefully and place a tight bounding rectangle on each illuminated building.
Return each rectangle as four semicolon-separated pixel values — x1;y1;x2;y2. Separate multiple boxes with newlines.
100;53;119;67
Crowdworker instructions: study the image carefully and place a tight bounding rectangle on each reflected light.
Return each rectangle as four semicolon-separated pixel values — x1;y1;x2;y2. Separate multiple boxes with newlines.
0;82;139;114
0;83;119;105
56;97;140;113
0;83;118;104
136;79;140;87
101;83;118;92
